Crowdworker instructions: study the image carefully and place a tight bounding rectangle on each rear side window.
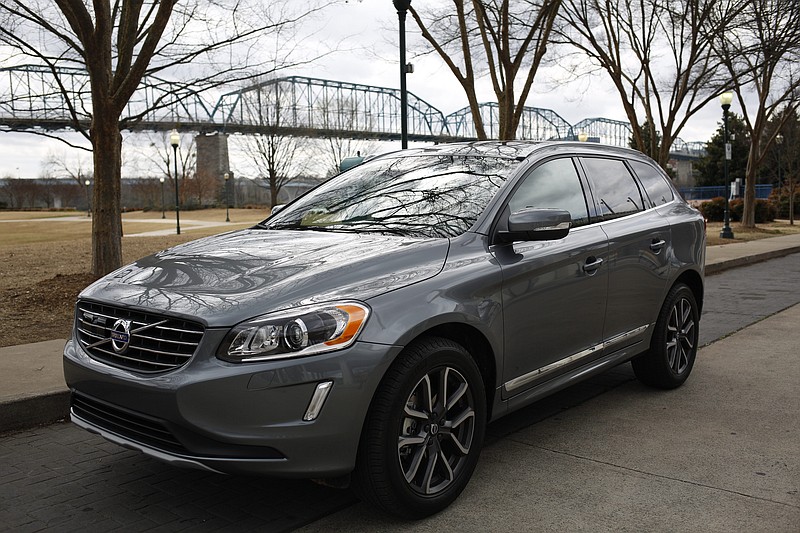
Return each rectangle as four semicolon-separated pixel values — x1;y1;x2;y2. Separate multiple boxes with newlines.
508;158;590;227
629;161;675;207
580;158;645;220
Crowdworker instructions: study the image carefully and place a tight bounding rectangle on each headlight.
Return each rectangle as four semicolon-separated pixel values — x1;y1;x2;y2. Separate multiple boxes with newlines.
217;302;370;362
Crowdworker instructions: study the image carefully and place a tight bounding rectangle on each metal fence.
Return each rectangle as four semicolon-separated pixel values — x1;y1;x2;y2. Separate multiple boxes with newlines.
679;185;774;201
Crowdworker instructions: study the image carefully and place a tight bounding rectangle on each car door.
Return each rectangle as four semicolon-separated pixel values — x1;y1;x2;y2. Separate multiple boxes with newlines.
494;157;609;399
578;157;671;350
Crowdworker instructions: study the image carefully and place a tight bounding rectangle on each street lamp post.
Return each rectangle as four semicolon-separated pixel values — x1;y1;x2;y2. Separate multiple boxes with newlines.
394;0;412;149
224;172;230;222
776;133;784;190
159;177;166;219
84;179;91;217
720;91;735;239
169;129;181;235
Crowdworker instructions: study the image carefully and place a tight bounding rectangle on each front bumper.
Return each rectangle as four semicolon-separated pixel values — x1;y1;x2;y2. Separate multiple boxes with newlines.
63;334;400;477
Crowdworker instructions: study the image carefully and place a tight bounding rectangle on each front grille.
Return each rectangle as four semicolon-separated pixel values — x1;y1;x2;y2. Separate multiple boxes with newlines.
71;393;187;454
76;300;204;373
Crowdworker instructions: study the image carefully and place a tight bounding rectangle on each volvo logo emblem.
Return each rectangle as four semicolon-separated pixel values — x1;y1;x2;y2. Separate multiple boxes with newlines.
110;319;132;353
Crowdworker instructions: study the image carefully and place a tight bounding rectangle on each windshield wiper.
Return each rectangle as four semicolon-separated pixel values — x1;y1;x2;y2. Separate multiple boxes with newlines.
258;222;416;237
265;223;361;233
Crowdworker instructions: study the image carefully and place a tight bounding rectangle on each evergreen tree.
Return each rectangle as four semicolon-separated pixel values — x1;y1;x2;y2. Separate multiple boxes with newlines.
694;114;749;188
628;121;661;160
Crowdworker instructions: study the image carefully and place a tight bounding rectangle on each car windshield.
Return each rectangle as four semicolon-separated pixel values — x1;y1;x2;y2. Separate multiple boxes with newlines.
260;154;519;238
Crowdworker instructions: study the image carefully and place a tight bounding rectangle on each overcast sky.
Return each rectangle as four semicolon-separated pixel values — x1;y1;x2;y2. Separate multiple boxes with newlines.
0;0;728;179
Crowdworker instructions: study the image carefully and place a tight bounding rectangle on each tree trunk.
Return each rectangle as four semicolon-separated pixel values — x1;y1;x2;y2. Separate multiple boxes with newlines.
269;170;278;206
742;141;759;228
90;113;124;277
466;93;487;140
498;101;517;140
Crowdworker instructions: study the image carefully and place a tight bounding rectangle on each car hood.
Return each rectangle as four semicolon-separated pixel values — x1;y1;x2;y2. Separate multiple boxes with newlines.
79;229;449;327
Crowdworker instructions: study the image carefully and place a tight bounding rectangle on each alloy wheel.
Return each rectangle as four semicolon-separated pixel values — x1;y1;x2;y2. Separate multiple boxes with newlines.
397;366;476;495
666;297;696;375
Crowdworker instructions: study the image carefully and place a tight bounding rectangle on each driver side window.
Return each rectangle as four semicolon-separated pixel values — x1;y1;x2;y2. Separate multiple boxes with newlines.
508;158;590;227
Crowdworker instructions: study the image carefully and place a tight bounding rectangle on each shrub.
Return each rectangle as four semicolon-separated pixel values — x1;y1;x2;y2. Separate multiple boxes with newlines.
700;197;776;223
698;197;726;222
729;198;777;223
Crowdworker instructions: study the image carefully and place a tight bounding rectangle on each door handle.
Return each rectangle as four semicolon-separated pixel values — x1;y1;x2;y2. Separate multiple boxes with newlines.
582;257;604;274
650;239;666;253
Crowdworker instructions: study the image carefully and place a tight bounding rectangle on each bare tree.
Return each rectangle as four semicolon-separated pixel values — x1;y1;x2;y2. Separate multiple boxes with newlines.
712;0;800;228
145;131;196;207
44;151;93;187
243;133;305;206
184;169;217;207
0;0;334;276
409;0;562;140
0;177;23;208
0;177;39;208
36;172;60;208
236;81;307;206
310;92;382;177
555;0;738;168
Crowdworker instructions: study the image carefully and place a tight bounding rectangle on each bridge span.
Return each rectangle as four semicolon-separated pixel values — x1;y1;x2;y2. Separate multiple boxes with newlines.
0;66;575;143
0;65;704;158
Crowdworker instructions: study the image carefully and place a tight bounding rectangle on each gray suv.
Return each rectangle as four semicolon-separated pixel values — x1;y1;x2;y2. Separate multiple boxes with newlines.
64;141;705;518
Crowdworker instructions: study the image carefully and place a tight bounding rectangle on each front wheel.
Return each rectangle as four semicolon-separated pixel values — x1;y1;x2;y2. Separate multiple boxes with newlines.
632;283;699;389
353;336;487;518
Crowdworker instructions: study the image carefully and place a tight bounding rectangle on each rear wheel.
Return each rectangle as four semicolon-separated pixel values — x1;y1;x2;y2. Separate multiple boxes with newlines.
633;283;699;389
353;336;486;518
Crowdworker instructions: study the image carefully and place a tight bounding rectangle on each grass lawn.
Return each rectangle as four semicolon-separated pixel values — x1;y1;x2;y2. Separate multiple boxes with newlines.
0;210;80;220
0;208;267;245
705;220;800;246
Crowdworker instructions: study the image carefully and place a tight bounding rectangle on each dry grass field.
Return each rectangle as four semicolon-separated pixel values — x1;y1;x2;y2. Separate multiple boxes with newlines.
0;208;266;347
1;208;798;347
705;220;800;246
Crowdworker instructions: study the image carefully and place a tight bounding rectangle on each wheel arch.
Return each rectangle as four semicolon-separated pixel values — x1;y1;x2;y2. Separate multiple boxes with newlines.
674;268;704;315
419;323;497;418
362;321;498;428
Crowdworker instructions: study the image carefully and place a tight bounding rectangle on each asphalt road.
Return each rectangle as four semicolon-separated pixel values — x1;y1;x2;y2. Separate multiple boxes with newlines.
2;254;799;531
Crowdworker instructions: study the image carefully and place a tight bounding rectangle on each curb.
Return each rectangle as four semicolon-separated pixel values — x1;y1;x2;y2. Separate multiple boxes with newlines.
0;391;70;434
705;245;800;275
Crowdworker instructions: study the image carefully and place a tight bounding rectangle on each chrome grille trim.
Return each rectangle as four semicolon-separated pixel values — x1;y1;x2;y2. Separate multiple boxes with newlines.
75;300;204;373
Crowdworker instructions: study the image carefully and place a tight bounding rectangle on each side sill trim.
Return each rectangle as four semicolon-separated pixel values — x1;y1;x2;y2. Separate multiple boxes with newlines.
503;324;650;394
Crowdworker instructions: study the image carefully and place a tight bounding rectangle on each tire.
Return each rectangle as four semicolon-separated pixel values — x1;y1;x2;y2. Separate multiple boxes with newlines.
632;282;699;389
353;336;487;518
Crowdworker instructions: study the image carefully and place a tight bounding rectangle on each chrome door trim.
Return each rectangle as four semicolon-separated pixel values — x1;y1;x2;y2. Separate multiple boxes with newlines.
503;324;650;394
603;324;650;351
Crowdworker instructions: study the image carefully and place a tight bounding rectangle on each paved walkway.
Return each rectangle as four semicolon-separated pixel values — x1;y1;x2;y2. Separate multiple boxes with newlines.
1;232;800;433
301;303;800;532
0;213;248;237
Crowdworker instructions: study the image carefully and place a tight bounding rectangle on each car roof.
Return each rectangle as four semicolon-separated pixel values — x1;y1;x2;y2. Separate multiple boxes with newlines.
376;140;655;164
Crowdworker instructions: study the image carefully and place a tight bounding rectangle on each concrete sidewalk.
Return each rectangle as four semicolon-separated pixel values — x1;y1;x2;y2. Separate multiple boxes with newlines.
2;232;800;434
301;302;800;532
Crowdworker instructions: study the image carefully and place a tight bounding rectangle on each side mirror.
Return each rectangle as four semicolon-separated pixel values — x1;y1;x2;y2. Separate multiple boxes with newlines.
498;208;571;243
270;204;286;216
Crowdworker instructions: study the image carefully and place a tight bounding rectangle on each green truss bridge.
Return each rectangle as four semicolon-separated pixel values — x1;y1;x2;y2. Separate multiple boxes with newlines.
0;65;704;157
